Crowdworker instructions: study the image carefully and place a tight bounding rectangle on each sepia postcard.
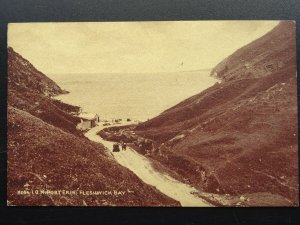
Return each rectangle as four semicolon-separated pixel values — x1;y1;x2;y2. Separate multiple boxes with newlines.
7;21;298;207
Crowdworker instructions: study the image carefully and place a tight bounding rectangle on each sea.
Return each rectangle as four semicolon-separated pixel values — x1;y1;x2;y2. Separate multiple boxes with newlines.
52;71;218;121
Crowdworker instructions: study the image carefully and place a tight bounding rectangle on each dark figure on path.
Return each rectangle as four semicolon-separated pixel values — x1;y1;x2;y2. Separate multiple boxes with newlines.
113;143;120;152
122;143;127;151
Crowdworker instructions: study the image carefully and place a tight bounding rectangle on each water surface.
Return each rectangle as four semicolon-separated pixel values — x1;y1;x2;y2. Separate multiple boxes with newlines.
54;71;217;120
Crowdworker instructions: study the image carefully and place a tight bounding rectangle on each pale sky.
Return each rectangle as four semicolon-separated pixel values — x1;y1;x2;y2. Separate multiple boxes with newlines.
8;21;279;76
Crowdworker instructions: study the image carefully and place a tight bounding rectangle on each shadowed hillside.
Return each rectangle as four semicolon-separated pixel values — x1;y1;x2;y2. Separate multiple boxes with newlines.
8;47;67;97
7;107;179;206
8;47;82;135
7;48;179;206
131;21;298;206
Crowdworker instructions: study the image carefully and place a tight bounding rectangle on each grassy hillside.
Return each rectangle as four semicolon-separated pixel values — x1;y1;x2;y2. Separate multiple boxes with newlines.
7;47;179;206
8;47;66;96
130;21;298;206
8;47;82;135
8;89;82;136
211;21;296;81
7;107;178;206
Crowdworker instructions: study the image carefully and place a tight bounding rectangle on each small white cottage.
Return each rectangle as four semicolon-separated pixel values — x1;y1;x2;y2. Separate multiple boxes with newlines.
76;113;100;130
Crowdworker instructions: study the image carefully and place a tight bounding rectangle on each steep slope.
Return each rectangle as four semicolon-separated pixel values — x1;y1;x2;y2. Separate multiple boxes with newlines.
7;48;179;206
8;47;66;96
8;47;82;135
8;89;82;136
7;107;178;206
211;21;296;81
131;21;298;205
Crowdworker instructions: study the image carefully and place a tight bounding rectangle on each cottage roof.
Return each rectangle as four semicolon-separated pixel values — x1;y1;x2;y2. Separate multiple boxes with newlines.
78;112;98;120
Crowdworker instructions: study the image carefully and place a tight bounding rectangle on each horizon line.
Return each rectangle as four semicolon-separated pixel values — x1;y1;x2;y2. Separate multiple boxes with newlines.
47;69;212;75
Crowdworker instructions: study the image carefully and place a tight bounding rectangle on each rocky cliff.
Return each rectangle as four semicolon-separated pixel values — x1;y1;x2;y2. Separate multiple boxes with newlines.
131;21;298;206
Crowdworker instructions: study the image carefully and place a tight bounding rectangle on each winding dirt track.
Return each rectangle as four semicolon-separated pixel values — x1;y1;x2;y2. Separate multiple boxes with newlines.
85;124;212;207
